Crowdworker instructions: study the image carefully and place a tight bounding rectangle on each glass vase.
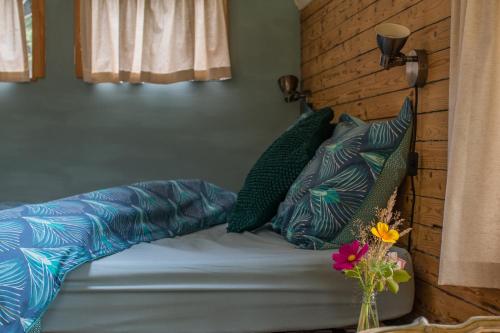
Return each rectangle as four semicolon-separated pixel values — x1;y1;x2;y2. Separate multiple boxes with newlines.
356;291;379;332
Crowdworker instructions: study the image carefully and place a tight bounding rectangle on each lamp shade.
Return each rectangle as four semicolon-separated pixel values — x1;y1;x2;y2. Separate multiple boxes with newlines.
277;75;299;96
375;23;410;57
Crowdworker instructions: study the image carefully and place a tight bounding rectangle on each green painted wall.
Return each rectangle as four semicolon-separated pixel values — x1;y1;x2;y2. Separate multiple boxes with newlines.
0;0;300;202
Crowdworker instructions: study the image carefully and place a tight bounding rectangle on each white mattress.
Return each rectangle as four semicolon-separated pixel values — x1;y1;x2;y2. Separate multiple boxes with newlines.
43;224;414;333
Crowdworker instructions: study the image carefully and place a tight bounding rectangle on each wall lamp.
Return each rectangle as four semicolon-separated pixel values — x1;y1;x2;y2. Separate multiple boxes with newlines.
376;23;427;251
375;23;428;87
277;75;311;103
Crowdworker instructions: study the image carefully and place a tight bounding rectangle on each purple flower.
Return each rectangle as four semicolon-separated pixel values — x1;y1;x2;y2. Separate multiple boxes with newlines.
332;240;369;271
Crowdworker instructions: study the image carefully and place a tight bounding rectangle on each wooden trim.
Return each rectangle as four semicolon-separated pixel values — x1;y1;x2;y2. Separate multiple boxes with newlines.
31;0;45;80
74;0;83;79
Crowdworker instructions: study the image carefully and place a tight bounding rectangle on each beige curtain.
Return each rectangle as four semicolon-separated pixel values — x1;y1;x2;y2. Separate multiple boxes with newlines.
80;0;231;84
439;0;500;289
0;0;29;82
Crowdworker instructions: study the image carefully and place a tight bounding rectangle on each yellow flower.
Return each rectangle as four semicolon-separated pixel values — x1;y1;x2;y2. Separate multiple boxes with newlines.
371;222;399;243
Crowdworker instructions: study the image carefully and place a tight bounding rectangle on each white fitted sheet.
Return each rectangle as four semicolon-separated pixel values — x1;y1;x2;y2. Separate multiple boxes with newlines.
43;224;414;333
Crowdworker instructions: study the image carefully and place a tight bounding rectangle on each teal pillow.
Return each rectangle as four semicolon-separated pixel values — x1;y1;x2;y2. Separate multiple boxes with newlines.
227;107;335;233
272;98;413;249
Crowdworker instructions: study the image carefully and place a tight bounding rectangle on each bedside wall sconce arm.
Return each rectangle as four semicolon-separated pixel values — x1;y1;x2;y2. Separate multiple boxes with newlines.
375;22;428;87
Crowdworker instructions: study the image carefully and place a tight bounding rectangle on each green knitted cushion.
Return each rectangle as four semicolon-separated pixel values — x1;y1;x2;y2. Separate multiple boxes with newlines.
227;107;335;233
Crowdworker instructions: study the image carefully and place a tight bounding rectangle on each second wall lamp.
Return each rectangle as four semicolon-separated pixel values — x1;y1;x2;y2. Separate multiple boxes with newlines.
277;75;311;103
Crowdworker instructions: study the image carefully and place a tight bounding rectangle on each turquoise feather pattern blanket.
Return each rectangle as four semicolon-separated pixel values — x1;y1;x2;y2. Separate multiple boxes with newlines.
0;180;236;333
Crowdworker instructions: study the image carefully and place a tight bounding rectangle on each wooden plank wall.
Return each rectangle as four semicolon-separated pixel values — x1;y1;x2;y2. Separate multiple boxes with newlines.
300;0;500;323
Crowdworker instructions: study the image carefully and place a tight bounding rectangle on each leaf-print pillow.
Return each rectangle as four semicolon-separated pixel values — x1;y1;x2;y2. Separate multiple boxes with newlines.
272;98;413;249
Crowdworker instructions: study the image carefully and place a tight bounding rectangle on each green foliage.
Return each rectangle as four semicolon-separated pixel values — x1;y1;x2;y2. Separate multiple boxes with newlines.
341;258;411;296
344;269;360;279
393;269;411;283
380;265;393;278
376;280;385;292
386;278;399;294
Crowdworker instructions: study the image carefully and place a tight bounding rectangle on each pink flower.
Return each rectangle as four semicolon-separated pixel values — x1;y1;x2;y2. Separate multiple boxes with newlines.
387;252;407;270
332;240;369;271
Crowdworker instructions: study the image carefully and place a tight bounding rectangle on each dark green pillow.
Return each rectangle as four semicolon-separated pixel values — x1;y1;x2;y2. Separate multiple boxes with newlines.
227;107;335;233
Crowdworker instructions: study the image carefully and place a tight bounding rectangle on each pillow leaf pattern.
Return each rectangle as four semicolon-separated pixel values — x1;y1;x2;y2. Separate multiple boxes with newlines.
273;98;413;249
319;134;363;179
309;165;370;237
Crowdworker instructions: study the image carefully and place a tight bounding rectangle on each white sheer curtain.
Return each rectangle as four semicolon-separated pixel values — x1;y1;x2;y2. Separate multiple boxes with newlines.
79;0;231;84
439;0;500;288
0;0;29;82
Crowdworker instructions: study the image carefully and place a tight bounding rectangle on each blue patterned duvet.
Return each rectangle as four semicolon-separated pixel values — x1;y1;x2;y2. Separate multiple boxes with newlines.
0;180;236;333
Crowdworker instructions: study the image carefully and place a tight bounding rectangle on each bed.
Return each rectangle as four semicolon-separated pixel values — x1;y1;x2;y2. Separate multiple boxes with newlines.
42;224;415;333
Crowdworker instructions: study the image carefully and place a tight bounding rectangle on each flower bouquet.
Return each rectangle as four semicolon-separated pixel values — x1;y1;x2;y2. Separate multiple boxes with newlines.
331;190;412;332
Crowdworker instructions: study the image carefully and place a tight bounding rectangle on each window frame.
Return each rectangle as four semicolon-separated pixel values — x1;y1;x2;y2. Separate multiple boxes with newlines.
29;0;45;80
74;0;82;79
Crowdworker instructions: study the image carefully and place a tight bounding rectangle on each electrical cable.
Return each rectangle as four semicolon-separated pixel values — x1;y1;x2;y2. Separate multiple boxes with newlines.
407;86;418;252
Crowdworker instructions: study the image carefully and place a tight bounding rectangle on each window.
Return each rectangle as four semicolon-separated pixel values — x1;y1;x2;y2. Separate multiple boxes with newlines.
25;0;45;80
0;0;44;82
74;0;231;84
